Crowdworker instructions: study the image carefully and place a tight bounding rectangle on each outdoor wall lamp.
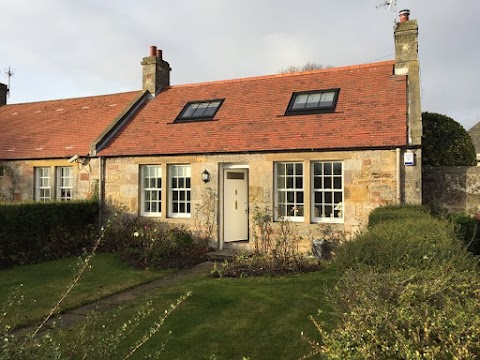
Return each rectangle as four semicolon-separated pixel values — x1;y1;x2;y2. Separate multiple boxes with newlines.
202;169;211;183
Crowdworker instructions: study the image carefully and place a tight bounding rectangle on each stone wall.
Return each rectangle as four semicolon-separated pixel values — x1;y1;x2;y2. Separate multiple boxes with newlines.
0;158;99;202
423;166;480;214
103;149;407;250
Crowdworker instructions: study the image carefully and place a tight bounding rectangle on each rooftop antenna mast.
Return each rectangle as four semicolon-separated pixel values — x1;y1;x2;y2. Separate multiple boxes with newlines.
5;66;14;98
376;0;398;23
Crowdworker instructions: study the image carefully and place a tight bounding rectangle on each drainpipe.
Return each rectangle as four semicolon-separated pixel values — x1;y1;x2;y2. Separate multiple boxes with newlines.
396;148;402;203
98;156;105;228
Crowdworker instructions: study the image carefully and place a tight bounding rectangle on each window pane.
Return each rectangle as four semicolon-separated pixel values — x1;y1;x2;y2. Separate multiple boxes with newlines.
314;177;322;189
334;192;342;204
305;93;321;108
277;163;286;175
325;206;333;217
324;177;332;189
182;104;197;118
286;177;293;188
333;162;342;175
334;177;342;189
296;191;304;204
286;163;294;175
319;92;335;107
292;94;308;109
314;163;323;175
296;206;304;216
325;192;333;204
192;102;208;117
287;191;294;203
324;163;332;175
295;163;303;175
295;177;303;189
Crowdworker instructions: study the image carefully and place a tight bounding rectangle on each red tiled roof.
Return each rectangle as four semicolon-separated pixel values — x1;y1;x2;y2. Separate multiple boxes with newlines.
99;61;408;157
0;91;143;159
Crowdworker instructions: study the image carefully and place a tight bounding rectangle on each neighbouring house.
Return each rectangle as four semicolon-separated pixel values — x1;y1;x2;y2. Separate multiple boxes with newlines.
0;91;149;202
0;10;421;251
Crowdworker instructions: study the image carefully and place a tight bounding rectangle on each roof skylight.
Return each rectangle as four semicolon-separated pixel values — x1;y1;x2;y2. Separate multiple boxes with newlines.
285;89;339;115
176;99;224;121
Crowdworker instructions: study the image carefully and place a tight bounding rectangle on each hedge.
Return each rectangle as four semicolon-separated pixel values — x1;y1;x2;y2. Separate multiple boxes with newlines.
306;205;480;359
0;201;99;268
368;204;431;227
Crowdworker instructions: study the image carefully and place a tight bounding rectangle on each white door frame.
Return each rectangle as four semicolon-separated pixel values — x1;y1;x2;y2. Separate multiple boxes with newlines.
219;163;249;249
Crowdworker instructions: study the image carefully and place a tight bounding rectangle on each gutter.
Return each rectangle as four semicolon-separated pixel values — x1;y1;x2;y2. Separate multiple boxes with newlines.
396;147;402;203
98;156;105;228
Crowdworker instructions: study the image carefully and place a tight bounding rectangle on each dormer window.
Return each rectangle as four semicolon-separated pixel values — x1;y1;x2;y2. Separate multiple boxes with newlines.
285;89;339;115
176;99;224;122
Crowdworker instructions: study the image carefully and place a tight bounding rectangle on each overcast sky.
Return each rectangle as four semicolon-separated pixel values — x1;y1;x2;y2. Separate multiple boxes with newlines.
1;0;479;129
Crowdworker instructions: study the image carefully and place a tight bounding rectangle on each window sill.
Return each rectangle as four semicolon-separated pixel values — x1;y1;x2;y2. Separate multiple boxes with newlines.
312;218;344;224
168;214;192;219
275;216;305;223
141;212;162;218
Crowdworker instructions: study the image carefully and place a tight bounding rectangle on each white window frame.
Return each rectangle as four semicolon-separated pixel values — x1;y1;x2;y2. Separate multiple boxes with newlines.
311;161;344;223
56;166;73;201
35;167;51;202
274;162;305;222
168;164;191;218
140;165;162;216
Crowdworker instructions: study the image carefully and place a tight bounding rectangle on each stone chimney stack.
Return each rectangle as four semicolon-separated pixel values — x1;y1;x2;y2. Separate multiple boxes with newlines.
0;83;7;106
394;9;422;205
141;46;171;95
394;9;421;146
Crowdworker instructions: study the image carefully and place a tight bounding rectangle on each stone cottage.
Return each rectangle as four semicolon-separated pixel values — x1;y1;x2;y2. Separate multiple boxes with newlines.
0;10;421;250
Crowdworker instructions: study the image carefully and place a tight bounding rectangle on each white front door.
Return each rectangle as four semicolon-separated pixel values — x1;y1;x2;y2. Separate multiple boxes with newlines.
223;169;249;242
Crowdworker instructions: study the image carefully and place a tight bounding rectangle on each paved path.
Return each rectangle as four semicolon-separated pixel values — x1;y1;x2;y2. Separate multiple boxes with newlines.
16;261;215;335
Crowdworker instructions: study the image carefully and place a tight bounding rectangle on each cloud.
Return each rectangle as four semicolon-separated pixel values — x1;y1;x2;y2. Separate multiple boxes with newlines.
1;0;480;128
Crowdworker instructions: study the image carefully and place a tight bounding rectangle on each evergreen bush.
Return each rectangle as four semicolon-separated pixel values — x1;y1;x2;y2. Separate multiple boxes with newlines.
368;204;430;227
0;201;98;268
336;216;474;272
304;205;480;359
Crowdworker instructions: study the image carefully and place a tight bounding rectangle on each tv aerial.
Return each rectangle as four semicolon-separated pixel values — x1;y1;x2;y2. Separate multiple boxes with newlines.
376;0;398;23
2;66;14;97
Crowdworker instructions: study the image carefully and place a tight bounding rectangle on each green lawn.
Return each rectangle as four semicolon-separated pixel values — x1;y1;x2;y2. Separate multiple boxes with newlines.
0;253;168;328
75;266;339;360
1;255;339;359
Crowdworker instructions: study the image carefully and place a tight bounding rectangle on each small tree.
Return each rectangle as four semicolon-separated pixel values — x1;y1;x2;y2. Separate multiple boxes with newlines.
422;112;476;166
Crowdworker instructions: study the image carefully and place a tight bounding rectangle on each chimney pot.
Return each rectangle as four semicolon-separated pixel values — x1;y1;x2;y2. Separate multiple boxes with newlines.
149;45;157;57
399;9;410;22
156;49;162;59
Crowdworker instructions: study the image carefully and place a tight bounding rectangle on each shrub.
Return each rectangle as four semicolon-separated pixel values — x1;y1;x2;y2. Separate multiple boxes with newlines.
368;204;430;227
304;266;480;359
335;215;476;272
210;254;322;278
449;212;480;255
102;214;207;270
303;207;480;359
0;216;192;360
0;201;98;268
